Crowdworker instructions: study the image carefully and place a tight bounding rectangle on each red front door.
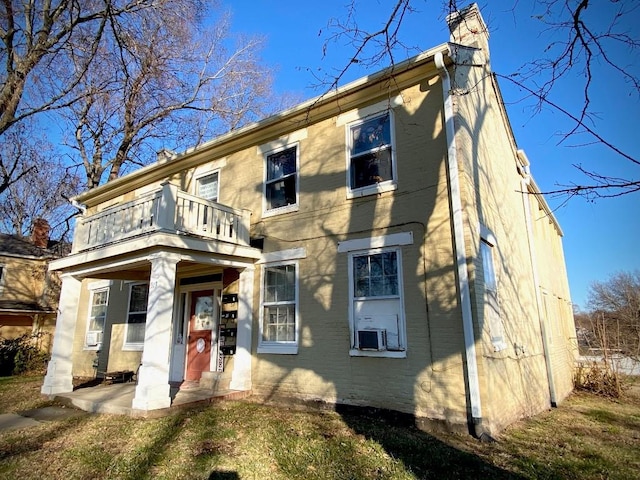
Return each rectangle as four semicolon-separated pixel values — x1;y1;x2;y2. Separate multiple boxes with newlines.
186;290;214;381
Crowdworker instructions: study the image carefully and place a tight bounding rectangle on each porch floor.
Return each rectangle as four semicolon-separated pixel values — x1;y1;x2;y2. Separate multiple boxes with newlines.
53;383;251;417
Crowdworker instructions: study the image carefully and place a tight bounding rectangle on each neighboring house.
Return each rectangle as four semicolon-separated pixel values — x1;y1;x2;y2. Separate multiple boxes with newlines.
0;219;63;353
42;4;577;436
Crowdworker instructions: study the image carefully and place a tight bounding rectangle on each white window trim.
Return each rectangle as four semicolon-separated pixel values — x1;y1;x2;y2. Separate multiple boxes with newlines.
257;259;300;355
0;263;5;295
84;281;111;351
345;109;398;199
262;142;300;218
194;169;221;203
338;232;413;253
479;225;507;352
336;96;404;126
257;247;307;264
347;245;407;358
123;282;149;351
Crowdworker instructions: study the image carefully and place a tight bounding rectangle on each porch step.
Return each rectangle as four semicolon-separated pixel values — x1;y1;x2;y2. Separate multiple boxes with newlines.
199;371;232;392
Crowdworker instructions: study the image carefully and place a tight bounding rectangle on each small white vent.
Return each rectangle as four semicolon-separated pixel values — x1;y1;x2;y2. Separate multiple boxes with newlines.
86;331;103;347
357;329;387;351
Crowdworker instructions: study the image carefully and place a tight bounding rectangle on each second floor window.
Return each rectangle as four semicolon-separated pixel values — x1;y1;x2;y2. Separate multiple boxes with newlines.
196;171;219;202
349;113;395;192
265;145;298;212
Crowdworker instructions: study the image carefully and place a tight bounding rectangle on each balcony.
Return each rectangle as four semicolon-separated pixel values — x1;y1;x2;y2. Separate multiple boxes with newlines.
72;182;251;253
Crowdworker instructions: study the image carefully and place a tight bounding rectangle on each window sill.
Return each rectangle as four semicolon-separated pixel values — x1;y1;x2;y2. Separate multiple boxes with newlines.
262;204;299;218
122;344;144;351
257;343;298;355
349;349;406;358
83;346;101;351
347;182;397;199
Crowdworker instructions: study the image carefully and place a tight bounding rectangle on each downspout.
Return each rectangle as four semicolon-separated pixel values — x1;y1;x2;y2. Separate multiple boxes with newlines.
517;153;558;407
435;51;489;439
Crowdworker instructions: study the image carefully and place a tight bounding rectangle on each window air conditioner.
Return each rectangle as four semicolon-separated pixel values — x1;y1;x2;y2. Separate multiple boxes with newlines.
357;329;387;351
86;331;103;347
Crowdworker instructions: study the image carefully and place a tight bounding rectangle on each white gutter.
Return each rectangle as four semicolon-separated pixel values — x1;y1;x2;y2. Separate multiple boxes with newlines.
435;51;486;436
517;150;558;406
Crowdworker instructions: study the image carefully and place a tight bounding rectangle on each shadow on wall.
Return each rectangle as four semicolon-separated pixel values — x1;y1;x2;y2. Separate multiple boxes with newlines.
246;73;482;434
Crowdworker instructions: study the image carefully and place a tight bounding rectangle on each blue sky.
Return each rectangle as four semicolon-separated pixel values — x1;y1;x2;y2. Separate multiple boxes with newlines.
223;0;639;309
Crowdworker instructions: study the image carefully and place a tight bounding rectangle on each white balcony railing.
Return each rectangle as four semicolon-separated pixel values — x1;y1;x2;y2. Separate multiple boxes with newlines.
72;182;251;253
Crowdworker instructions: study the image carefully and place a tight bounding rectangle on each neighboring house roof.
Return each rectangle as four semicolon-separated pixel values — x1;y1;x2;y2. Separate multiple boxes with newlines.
0;300;56;315
0;233;68;259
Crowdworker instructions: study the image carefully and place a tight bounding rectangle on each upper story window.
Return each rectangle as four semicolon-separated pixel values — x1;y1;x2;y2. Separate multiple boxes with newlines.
196;171;219;202
347;112;397;198
0;264;5;295
264;145;298;215
124;282;149;350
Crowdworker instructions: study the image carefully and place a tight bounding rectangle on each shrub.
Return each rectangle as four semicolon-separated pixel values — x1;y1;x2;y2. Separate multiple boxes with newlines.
574;360;624;398
0;333;50;376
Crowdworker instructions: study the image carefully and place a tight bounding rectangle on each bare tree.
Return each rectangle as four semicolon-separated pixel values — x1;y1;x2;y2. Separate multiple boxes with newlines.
587;271;640;361
0;0;163;136
63;3;275;188
0;120;81;238
320;0;640;199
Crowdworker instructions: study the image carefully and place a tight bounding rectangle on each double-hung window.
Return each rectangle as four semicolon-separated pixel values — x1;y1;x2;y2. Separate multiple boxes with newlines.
124;283;149;350
480;231;506;352
339;233;411;357
86;287;108;349
348;112;396;196
196;171;219;202
265;145;298;214
350;248;405;355
259;262;298;354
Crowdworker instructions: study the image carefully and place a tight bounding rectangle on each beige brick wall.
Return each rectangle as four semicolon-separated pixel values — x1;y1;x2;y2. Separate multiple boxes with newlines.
452;56;574;431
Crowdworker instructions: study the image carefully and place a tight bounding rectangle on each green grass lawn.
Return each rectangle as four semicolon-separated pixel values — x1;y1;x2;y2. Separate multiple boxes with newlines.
1;376;639;479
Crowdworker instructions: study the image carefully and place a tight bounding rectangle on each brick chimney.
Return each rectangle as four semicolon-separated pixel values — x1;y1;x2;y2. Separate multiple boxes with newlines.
446;3;490;55
31;218;51;249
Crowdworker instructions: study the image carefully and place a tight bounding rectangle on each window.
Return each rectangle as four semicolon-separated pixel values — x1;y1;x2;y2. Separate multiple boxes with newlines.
348;246;406;357
348;112;396;196
265;145;298;213
0;264;5;295
258;262;298;354
124;283;149;349
196;171;219;202
85;285;109;349
480;238;506;352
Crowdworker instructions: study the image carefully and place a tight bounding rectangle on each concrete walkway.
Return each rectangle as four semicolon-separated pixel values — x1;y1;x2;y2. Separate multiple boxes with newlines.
54;382;250;417
0;406;87;432
0;383;250;432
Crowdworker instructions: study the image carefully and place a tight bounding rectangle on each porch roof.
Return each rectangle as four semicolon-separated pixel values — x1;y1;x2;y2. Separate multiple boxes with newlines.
49;230;260;278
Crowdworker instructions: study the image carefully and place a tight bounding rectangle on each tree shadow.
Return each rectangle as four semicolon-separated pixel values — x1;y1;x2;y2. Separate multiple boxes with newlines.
335;404;524;479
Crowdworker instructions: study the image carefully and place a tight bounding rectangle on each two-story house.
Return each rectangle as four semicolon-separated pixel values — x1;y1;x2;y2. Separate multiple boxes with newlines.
0;219;62;355
42;4;577;436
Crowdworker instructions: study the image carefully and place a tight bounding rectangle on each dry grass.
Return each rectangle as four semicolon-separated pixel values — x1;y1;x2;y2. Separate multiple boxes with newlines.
1;375;639;479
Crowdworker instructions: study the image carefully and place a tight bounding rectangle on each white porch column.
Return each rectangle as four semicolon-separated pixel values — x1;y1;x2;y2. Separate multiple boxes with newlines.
132;252;181;410
42;274;81;395
230;266;254;390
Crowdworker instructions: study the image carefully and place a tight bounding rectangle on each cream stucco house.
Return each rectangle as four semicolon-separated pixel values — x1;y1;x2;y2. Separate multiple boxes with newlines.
42;4;577;436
